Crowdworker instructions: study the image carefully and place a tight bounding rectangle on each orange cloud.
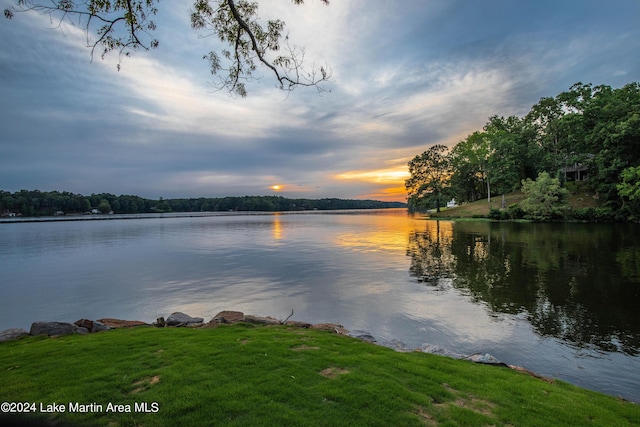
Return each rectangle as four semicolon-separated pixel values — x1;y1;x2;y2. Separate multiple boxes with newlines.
360;187;408;202
335;168;410;184
334;167;409;202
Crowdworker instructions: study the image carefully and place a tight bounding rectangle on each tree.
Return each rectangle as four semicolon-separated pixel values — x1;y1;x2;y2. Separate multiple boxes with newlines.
405;144;452;212
4;0;331;97
520;172;569;221
617;166;640;218
579;83;640;205
96;198;112;214
449;131;491;204
484;115;542;195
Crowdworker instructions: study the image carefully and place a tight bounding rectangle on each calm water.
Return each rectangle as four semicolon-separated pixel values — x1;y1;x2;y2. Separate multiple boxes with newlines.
1;210;639;402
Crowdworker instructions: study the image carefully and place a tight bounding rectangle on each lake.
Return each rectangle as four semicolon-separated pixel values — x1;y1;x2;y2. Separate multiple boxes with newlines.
1;209;639;402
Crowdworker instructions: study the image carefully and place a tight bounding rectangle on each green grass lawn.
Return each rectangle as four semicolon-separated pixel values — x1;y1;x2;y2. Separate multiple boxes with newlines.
430;193;528;219
430;182;600;219
1;325;638;426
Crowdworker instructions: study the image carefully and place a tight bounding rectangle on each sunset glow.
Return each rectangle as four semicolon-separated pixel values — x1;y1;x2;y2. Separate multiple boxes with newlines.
335;168;410;184
1;2;635;203
334;168;410;201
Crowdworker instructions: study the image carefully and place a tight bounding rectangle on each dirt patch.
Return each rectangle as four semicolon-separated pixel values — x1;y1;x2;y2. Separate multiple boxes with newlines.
291;345;320;351
413;406;438;426
131;375;161;394
434;383;496;419
319;367;349;378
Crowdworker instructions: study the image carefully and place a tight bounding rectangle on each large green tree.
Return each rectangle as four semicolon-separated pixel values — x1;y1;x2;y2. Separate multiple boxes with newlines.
578;83;640;205
4;0;331;96
484;115;542;195
617;166;640;219
405;144;452;212
449;131;491;204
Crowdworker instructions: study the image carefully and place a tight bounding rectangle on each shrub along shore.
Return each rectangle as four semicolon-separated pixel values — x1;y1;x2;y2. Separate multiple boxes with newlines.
1;311;638;426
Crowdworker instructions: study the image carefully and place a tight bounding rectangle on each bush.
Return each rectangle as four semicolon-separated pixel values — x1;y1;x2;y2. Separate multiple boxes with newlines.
507;204;525;219
594;207;616;222
568;207;618;222
520;172;569;221
488;208;505;220
569;207;596;221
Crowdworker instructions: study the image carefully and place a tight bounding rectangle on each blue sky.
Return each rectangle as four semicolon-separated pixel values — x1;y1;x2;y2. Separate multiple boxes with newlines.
1;0;639;201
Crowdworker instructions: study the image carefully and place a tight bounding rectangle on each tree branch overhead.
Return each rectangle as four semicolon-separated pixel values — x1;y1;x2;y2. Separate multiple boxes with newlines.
5;0;331;96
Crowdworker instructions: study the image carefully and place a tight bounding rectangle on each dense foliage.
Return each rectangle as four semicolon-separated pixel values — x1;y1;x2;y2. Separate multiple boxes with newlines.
406;82;640;221
0;190;405;217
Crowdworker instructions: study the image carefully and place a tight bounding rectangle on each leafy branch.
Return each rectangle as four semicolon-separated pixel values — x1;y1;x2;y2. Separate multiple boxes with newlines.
5;0;331;95
5;0;159;69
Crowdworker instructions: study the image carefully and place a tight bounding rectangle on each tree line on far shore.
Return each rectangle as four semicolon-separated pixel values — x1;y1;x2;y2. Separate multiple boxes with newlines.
0;190;406;217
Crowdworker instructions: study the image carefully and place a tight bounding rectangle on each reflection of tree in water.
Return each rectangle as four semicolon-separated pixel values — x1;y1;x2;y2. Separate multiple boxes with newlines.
407;221;455;289
407;221;640;355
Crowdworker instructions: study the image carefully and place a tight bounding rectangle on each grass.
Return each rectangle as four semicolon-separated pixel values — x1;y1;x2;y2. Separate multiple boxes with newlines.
430;193;527;219
1;325;638;426
431;182;601;219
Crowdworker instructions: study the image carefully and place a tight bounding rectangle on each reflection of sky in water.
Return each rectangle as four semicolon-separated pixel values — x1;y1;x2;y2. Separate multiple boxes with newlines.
1;211;639;402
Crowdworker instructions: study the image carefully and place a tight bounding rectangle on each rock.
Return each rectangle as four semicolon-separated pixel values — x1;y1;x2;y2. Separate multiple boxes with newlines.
333;325;350;336
29;322;88;337
378;338;412;352
0;328;29;342
204;311;245;328
284;320;312;328
91;321;113;333
243;315;281;325
421;343;465;359
467;353;508;367
154;317;166;327
96;318;149;328
350;330;377;343
310;323;350;335
73;319;113;333
213;311;245;323
165;312;204;326
74;319;94;331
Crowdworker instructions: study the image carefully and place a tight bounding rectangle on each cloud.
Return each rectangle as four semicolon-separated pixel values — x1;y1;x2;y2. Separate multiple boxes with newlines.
1;0;639;202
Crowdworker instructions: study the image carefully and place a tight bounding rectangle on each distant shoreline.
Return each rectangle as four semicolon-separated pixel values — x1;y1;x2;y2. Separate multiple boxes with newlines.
0;207;408;224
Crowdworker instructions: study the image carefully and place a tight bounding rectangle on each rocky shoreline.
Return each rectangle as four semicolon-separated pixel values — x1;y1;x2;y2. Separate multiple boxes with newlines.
0;310;352;342
0;310;526;372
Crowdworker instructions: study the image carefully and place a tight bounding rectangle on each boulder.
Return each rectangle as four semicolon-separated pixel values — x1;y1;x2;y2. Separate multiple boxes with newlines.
91;321;113;333
74;319;94;331
213;310;245;323
467;353;508;367
378;338;412;352
243;315;281;325
205;311;245;328
0;328;29;342
420;343;465;359
165;312;204;326
96;318;149;328
30;322;88;337
284;320;312;328
350;330;377;343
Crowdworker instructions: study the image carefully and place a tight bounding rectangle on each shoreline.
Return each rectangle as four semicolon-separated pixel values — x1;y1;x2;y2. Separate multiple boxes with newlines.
0;310;558;391
0;208;408;224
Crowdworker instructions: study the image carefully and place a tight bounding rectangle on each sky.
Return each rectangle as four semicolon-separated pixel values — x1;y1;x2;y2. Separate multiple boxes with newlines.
1;0;639;202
